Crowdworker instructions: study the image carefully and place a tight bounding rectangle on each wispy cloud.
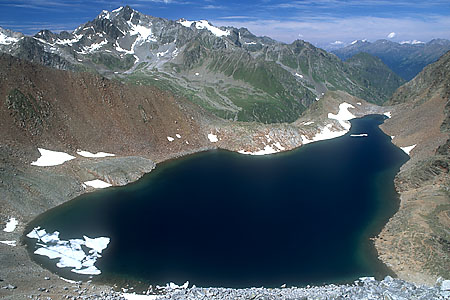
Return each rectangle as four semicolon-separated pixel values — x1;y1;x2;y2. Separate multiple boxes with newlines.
213;15;450;45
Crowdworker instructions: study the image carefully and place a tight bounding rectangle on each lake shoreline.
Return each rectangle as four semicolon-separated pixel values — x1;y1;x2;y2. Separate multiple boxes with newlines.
1;107;443;298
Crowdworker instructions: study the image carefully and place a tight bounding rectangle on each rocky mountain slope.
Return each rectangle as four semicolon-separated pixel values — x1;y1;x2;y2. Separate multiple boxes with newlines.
375;51;450;284
0;6;402;123
0;52;391;299
332;39;450;81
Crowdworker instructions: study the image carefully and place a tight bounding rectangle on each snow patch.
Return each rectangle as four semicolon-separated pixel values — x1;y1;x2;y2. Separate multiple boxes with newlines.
3;217;18;232
244;41;257;45
0;241;16;246
176;134;181;139
384;111;392;118
157;49;169;57
295;73;303;78
400;144;416;155
303;121;314;126
0;32;20;45
208;133;218;143
77;151;115;158
167;136;175;142
400;40;424;45
26;227;110;275
84;180;112;189
356;102;362;105
31;148;76;167
178;19;230;37
238;145;278;156
112;6;123;13
328;102;355;130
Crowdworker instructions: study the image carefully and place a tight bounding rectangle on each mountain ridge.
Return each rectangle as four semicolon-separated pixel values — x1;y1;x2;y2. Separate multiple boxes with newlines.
0;6;403;123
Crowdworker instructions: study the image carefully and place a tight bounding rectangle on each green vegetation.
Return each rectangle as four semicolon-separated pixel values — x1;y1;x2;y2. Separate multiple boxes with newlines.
90;53;136;71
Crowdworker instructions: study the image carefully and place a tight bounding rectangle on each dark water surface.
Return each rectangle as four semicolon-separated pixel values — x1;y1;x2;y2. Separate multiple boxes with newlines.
26;115;409;288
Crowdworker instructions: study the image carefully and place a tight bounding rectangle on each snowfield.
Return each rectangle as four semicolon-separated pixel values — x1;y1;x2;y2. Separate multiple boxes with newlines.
84;179;112;189
31;148;76;167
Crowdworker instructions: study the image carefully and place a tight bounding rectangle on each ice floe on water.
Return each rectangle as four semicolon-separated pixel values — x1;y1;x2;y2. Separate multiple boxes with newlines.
77;150;115;158
31;148;76;167
3;217;18;232
84;179;112;189
0;240;16;246
350;133;368;137
26;227;110;275
400;144;416;155
208;133;218;143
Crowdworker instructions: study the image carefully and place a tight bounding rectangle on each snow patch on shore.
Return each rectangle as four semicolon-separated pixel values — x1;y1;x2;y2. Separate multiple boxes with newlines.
208;133;218;143
400;144;416;155
0;240;16;246
77;150;115;158
26;227;110;275
384;111;392;118
31;148;76;166
3;217;18;232
84;179;112;189
328;102;355;131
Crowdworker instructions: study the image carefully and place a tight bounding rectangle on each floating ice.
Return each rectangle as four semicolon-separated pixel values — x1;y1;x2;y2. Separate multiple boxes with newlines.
350;133;368;137
31;148;76;167
208;133;218;143
26;227;110;275
84;179;112;189
77;150;115;158
3;217;18;232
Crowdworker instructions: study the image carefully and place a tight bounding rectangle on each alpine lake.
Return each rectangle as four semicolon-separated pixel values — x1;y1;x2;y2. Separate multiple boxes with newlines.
25;114;409;289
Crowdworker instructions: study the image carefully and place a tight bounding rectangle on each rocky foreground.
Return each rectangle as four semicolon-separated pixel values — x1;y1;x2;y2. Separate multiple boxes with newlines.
16;276;450;300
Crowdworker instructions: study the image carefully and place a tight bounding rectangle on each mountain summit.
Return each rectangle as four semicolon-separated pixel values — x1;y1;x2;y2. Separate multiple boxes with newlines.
0;6;404;123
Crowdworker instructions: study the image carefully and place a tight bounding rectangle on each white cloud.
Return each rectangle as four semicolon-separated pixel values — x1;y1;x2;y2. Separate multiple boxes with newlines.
387;32;396;38
212;16;450;45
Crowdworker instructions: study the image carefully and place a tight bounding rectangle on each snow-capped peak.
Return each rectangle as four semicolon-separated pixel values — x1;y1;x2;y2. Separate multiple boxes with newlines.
177;19;230;37
350;39;368;45
112;6;123;13
400;40;424;45
0;30;21;45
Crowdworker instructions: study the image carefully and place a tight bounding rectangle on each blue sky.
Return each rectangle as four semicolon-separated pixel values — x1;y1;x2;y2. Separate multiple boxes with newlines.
1;0;449;47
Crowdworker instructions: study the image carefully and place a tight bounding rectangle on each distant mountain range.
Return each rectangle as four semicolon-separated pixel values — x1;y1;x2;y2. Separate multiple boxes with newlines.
0;6;437;123
332;39;450;81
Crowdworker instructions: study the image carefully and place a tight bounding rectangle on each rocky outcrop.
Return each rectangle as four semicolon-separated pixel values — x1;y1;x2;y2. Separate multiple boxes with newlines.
375;51;450;284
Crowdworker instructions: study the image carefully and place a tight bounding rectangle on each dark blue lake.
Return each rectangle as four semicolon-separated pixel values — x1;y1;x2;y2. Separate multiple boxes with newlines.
25;115;408;288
